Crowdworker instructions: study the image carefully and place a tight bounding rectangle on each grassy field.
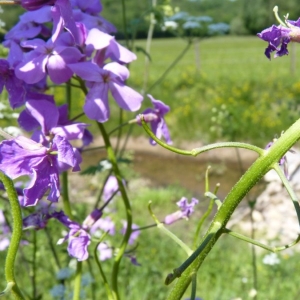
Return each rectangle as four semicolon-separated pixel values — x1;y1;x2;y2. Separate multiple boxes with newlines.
2;36;300;299
126;36;300;146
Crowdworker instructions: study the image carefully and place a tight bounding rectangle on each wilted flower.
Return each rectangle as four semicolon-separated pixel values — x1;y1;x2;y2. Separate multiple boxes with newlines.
165;197;199;225
257;6;300;59
137;94;172;145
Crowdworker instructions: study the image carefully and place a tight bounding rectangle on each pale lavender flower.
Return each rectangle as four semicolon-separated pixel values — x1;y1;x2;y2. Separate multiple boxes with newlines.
97;242;113;261
165;197;199;225
137;94;172;145
90;216;115;236
54;211;91;261
103;176;120;202
68;61;143;122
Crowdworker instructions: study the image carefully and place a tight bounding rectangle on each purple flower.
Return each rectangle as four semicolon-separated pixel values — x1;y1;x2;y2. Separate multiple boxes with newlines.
97;242;113;261
165;197;199;225
0;59;26;109
0;135;80;206
68;61;143;122
21;0;55;11
15;37;83;84
102;175;122;202
90;216;115;236
265;139;294;179
121;221;140;245
137;94;172;145
82;209;102;230
0;210;10;251
54;211;91;261
23;202;55;230
257;7;300;59
18;98;92;147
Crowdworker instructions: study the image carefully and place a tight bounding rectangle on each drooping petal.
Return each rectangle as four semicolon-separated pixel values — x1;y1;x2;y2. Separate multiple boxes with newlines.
109;82;143;112
84;84;110;122
25;99;59;134
68;62;103;82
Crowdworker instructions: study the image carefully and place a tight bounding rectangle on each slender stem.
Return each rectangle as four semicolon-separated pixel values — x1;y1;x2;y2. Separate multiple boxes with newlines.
274;164;300;228
44;227;61;269
114;109;123;156
94;241;114;300
94;171;113;209
223;228;300;252
142;0;157;93
61;172;72;218
190;273;197;300
0;172;24;299
273;6;287;27
193;199;214;249
108;119;136;137
31;231;37;300
97;122;132;300
250;208;258;300
87;259;96;300
72;261;82;300
118;123;134;159
148;202;192;256
140;116;263;156
147;41;192;94
166;117;300;299
121;0;129;48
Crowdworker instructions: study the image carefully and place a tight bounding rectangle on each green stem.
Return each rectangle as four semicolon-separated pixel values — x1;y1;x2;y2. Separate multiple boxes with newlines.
140;116;263;156
274;164;300;228
148;201;192;255
61;172;72;218
224;228;300;252
121;0;129;49
192;199;214;249
142;0;157;93
31;231;37;300
97;122;132;300
166;118;300;299
0;172;24;299
94;241;114;300
190;274;197;300
72;261;82;300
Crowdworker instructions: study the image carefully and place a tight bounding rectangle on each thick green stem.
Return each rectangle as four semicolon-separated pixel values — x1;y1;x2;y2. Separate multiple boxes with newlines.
166;118;300;299
0;172;24;299
97;122;132;300
72;261;82;300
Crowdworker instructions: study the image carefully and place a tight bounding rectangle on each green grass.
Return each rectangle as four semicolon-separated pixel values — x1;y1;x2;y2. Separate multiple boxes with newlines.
127;36;300;146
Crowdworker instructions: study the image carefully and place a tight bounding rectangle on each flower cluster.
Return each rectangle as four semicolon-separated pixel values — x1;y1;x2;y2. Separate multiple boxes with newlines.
0;0;172;263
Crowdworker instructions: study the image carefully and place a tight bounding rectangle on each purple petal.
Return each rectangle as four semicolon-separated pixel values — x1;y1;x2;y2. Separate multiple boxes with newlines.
110;82;143;112
85;28;113;50
84;84;110;122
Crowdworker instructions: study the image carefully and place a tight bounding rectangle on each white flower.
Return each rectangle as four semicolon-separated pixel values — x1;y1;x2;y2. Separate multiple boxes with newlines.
262;253;280;265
